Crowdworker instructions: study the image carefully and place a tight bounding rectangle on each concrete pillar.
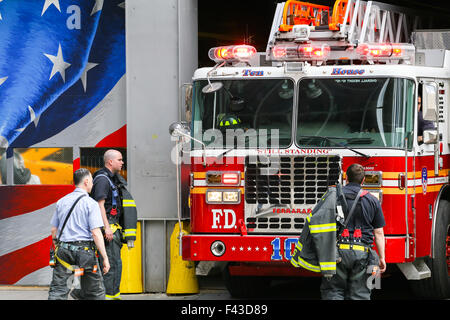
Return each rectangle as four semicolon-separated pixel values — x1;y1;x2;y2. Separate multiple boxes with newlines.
126;0;198;292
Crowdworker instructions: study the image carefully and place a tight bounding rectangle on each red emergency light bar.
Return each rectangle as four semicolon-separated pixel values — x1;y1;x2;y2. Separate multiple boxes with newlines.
271;43;330;61
270;41;414;63
208;45;256;63
356;43;415;62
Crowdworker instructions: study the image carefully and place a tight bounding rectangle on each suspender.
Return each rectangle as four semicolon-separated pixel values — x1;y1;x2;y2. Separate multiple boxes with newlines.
337;188;364;242
94;174;119;208
343;188;364;228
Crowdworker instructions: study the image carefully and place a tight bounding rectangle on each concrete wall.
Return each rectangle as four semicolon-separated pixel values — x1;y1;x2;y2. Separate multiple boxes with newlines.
126;0;198;292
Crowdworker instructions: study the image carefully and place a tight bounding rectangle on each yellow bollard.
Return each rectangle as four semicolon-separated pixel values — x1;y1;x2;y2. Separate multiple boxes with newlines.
120;222;143;293
166;221;199;294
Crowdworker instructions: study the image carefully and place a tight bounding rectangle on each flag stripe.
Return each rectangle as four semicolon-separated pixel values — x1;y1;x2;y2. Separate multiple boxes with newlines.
0;236;52;285
0;185;73;220
0;203;55;256
95;124;127;148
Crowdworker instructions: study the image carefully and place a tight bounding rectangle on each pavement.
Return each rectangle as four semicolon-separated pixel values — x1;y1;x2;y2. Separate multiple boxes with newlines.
0;272;446;301
3;276;446;320
0;275;326;300
0;286;232;300
0;275;232;300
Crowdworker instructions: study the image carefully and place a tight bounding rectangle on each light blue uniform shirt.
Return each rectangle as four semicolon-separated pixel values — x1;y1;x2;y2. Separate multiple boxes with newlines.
51;188;104;242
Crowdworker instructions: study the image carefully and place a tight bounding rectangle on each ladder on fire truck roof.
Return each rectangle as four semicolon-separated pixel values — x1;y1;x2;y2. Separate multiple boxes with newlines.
266;0;429;63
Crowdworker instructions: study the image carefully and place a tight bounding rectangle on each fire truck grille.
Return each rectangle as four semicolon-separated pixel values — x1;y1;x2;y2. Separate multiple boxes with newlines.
244;155;341;233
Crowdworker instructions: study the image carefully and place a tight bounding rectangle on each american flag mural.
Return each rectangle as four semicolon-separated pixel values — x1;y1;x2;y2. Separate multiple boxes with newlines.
0;0;126;285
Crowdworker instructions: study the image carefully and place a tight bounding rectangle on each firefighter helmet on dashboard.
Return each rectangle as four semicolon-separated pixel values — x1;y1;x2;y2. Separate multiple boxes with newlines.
218;114;242;130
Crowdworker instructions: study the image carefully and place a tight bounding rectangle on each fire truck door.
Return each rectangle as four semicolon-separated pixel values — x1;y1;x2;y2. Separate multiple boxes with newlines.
414;80;439;258
414;149;437;258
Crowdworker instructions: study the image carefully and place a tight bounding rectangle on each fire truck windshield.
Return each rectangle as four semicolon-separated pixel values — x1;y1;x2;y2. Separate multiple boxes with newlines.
192;79;294;149
296;77;415;149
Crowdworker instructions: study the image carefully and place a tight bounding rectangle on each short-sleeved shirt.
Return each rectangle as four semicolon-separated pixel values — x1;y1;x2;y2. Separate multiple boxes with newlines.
51;188;104;242
91;167;122;222
342;182;385;245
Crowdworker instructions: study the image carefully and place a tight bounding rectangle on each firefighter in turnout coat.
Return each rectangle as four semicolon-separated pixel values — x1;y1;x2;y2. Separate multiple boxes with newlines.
291;163;385;300
290;186;338;275
89;149;137;300
320;164;386;300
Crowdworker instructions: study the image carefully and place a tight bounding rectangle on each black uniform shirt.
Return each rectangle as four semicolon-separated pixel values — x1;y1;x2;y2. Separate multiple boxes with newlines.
91;167;122;222
342;182;385;245
418;110;435;137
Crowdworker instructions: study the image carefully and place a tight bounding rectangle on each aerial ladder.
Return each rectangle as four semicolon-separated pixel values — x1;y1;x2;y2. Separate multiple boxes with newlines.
266;0;430;64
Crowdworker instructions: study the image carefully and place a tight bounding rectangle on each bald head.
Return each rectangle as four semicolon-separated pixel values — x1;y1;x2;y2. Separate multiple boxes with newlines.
104;149;123;173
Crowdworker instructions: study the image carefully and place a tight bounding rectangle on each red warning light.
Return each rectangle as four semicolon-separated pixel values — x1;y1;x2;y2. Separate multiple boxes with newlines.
271;43;330;61
208;45;256;63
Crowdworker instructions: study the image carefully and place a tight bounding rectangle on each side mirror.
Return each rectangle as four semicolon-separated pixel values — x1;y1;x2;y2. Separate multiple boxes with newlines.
423;130;438;144
169;121;190;138
202;82;223;94
169;121;207;167
422;82;438;121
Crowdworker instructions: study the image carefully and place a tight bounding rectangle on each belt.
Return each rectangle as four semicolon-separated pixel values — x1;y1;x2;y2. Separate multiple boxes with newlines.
338;243;369;252
55;244;98;275
59;241;95;251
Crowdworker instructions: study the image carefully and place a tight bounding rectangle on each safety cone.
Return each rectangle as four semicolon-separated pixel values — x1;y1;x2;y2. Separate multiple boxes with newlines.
166;222;199;295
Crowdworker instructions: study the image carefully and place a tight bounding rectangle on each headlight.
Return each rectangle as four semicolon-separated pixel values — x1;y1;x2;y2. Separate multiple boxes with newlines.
206;191;222;203
206;189;241;204
223;191;240;203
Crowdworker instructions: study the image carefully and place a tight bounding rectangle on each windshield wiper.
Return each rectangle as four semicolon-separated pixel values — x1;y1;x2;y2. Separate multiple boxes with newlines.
346;137;374;144
216;147;234;160
298;135;371;158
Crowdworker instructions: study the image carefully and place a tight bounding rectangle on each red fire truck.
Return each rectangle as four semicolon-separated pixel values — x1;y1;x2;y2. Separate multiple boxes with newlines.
170;0;450;298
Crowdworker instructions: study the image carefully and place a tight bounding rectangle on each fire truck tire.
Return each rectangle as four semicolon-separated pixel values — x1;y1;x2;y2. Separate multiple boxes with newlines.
410;199;450;299
222;264;271;298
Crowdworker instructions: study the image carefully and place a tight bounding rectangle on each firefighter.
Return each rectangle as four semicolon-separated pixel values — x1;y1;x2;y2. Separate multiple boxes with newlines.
48;168;110;300
78;149;137;300
320;163;386;300
417;95;435;144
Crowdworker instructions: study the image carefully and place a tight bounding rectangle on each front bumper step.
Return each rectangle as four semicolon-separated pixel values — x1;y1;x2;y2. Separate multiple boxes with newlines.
182;234;299;262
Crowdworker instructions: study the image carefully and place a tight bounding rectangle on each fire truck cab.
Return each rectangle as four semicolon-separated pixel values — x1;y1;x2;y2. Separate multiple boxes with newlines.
170;0;450;298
